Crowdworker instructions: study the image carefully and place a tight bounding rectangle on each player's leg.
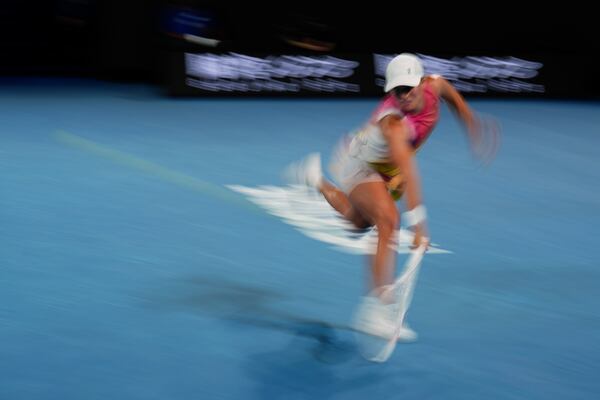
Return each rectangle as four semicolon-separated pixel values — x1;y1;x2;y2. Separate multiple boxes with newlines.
284;152;371;229
318;179;371;229
347;180;401;341
348;180;399;293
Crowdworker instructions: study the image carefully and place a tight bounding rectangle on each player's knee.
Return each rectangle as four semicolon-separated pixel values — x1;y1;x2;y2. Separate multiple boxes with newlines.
374;209;398;236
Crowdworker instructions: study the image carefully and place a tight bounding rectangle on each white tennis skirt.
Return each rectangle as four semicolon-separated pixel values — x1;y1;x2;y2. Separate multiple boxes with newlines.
328;134;384;195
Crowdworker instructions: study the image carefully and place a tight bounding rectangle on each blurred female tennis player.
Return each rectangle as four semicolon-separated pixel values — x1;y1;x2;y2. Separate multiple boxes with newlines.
285;53;499;338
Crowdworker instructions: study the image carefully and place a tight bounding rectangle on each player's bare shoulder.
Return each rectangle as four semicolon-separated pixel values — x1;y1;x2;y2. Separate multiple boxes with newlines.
423;75;447;96
379;113;404;137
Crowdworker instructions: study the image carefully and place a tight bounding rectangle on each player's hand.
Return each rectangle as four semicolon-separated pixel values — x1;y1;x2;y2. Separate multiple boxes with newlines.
469;115;501;166
411;223;430;250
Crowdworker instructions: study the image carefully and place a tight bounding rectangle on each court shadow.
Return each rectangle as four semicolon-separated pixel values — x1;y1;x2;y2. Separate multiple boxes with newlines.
145;274;361;365
242;335;387;400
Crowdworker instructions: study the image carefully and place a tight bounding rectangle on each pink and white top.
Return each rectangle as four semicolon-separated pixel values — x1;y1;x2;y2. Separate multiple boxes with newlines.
349;79;440;163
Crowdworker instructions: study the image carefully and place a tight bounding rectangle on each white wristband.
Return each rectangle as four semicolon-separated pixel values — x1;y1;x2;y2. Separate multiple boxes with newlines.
404;205;427;227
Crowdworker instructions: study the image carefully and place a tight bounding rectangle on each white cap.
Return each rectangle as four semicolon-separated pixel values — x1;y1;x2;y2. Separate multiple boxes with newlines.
384;53;424;92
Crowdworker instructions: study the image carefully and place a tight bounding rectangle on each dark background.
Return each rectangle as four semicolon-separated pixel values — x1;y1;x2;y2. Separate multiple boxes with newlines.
1;0;596;97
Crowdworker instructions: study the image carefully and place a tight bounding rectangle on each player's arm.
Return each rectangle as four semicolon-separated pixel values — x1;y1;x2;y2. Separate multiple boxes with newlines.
434;77;480;141
380;115;428;238
432;76;499;163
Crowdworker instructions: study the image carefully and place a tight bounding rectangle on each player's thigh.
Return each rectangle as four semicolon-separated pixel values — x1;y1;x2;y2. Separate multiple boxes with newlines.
349;181;398;228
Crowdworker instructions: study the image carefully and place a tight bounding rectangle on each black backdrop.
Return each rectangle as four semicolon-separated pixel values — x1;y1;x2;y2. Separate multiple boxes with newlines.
1;1;597;98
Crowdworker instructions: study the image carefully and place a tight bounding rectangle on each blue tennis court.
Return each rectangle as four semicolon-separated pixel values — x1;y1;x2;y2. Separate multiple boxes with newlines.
1;78;599;399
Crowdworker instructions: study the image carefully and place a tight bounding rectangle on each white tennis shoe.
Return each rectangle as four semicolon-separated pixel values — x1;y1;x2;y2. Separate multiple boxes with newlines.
354;296;398;339
283;152;323;189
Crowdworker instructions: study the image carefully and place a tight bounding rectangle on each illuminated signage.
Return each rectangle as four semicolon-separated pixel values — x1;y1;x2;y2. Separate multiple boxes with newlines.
374;53;545;93
185;53;361;93
178;52;547;95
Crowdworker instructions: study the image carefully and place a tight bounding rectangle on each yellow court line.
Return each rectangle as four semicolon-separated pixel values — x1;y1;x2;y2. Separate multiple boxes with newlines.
54;130;261;213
